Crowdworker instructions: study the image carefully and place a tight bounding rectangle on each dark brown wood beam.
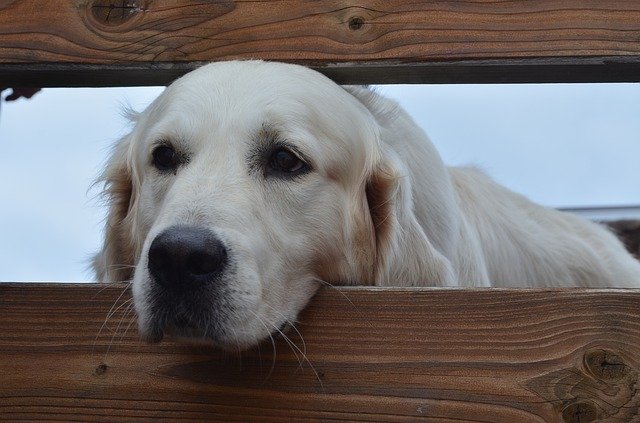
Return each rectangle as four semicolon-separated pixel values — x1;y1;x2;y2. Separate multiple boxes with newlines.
1;283;639;421
1;1;640;86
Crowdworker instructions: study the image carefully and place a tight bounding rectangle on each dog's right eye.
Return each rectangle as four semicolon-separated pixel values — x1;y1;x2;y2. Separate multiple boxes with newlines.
152;145;180;172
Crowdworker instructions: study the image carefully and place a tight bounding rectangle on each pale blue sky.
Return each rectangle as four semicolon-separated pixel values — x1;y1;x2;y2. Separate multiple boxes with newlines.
1;83;638;282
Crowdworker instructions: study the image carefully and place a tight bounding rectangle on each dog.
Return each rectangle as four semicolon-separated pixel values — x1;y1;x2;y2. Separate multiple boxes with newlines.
94;60;640;350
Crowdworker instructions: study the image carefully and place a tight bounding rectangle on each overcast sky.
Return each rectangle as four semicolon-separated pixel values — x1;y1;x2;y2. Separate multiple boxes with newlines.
1;83;638;282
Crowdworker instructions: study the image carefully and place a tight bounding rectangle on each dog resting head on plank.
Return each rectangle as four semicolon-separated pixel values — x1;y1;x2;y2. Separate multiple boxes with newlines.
94;61;640;349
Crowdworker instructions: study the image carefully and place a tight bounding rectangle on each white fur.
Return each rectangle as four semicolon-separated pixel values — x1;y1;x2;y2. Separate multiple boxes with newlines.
95;60;640;349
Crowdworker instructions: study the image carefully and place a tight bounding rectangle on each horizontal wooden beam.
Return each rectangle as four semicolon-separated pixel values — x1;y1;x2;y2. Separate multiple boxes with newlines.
2;57;640;87
1;1;640;85
1;283;639;421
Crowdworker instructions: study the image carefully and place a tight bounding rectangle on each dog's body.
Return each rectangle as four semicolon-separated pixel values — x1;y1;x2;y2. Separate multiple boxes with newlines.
95;61;640;349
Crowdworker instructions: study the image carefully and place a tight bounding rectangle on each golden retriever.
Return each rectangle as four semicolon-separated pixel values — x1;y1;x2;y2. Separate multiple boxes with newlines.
94;60;640;349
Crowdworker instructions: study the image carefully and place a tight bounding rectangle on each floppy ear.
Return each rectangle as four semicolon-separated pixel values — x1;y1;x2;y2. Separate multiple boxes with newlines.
341;85;454;286
93;135;138;283
365;151;454;286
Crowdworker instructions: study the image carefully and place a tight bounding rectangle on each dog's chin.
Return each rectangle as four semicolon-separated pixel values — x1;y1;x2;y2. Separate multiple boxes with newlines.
139;324;165;344
137;312;287;352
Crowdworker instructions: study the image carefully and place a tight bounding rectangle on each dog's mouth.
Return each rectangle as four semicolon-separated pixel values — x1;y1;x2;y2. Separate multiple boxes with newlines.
139;305;290;349
141;310;222;344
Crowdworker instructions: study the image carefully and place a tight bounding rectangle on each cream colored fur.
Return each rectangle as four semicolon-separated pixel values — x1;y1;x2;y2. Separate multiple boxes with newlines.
94;61;640;349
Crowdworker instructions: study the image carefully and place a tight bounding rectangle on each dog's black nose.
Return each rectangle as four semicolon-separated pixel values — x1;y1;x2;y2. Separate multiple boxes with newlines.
148;225;228;291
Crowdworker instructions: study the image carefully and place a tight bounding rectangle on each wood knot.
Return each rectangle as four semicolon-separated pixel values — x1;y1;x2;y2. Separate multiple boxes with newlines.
562;401;598;423
91;0;141;25
348;16;365;30
94;363;108;375
583;349;629;380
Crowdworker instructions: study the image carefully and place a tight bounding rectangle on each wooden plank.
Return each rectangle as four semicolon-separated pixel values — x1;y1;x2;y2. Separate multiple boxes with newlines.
0;283;639;422
1;1;640;85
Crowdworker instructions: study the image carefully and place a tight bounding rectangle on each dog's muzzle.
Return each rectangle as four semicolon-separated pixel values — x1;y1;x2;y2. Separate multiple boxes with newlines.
140;224;233;343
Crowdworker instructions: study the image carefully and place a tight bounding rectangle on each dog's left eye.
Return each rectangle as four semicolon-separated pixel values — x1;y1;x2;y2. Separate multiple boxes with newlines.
267;148;309;176
152;145;180;172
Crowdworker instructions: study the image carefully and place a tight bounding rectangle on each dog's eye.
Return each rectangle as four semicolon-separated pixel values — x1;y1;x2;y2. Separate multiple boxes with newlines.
152;145;180;172
267;148;309;176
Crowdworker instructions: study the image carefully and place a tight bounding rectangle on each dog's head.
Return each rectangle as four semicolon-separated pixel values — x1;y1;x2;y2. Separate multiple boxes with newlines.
94;61;452;349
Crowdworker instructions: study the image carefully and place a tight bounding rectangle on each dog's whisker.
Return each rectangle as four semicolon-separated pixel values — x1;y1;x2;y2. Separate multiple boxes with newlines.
260;302;307;359
247;306;319;386
248;310;278;382
311;278;378;332
258;313;304;370
252;329;264;375
92;284;132;355
105;296;134;326
117;303;137;345
106;263;137;270
260;314;324;391
272;327;304;371
91;278;131;298
229;326;243;371
312;278;357;310
250;309;301;372
104;297;136;361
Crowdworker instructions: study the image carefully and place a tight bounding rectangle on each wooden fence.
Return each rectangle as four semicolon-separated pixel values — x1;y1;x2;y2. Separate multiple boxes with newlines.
1;1;639;421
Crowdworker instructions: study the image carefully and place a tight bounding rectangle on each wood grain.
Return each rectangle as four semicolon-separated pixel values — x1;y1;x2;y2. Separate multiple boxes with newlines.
0;283;639;422
0;1;640;85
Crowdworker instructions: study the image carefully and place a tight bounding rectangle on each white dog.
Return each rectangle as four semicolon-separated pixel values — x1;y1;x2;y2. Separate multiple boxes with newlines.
94;60;640;349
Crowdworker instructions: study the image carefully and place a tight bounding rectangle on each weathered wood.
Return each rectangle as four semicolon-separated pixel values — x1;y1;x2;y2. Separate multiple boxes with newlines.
1;1;640;85
1;283;639;422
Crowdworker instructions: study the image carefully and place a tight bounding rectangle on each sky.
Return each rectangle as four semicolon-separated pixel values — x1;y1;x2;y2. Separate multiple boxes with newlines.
0;83;638;282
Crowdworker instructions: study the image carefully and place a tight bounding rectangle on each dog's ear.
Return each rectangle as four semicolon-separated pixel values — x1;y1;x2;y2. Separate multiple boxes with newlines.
93;135;138;283
342;85;454;286
365;152;454;286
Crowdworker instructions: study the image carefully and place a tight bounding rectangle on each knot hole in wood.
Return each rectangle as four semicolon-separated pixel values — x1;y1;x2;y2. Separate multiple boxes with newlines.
348;16;365;31
561;400;598;423
90;0;142;26
93;363;108;376
583;348;630;380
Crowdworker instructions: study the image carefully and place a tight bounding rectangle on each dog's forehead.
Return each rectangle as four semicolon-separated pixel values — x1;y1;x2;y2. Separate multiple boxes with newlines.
147;61;372;138
174;60;340;101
